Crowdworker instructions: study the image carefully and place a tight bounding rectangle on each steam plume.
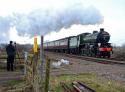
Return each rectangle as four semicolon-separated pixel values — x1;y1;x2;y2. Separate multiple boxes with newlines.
0;3;103;42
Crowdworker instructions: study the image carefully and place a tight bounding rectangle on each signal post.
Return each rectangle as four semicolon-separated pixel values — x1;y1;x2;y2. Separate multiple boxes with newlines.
33;37;39;92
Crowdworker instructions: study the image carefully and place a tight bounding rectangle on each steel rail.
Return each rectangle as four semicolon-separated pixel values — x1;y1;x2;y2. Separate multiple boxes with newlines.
46;51;125;65
60;82;74;92
72;81;96;92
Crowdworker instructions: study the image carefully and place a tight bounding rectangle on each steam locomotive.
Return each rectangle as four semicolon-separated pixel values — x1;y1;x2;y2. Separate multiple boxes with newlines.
44;28;113;58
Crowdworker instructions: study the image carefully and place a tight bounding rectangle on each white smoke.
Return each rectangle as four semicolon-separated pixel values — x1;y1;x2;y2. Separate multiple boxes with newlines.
0;2;104;42
14;4;103;37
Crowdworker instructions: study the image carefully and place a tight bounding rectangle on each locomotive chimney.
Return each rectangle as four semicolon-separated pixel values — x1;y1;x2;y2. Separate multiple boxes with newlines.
93;31;98;34
100;28;104;31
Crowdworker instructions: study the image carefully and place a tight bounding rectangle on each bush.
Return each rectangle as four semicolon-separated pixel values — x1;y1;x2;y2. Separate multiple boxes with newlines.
113;46;125;61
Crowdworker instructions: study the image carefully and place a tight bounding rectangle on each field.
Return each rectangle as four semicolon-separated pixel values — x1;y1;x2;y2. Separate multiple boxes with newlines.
50;73;125;92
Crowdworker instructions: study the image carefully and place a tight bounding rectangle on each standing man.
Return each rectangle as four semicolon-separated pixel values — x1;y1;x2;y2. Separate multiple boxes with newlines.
6;41;15;71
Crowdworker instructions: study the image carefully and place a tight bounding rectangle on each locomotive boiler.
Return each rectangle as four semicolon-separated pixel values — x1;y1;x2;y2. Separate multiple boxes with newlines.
83;28;110;43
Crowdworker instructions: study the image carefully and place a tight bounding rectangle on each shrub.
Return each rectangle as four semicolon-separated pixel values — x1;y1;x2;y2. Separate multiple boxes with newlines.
113;46;125;61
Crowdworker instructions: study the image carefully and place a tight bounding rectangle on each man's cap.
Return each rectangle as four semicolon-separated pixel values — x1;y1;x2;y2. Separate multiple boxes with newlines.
10;41;13;44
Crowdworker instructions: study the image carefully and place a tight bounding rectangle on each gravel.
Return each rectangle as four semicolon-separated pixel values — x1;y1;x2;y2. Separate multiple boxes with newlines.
46;52;125;85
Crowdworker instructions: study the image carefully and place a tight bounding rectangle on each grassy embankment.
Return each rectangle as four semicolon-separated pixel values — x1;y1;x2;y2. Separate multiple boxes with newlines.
2;80;32;92
50;73;125;92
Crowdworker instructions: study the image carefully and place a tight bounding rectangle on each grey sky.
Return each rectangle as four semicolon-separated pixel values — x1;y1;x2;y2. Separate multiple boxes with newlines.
0;0;124;45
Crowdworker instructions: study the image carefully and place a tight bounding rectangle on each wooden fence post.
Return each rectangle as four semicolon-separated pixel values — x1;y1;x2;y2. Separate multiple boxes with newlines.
33;52;39;92
44;56;50;92
40;36;44;91
24;51;28;75
26;36;47;92
33;37;39;92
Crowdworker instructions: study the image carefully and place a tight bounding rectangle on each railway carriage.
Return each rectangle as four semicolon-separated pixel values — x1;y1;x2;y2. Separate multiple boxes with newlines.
69;36;78;54
56;38;69;53
44;37;70;53
44;41;55;51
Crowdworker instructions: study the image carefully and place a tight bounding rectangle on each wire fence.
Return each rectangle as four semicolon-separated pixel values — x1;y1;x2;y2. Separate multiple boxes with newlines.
24;51;50;92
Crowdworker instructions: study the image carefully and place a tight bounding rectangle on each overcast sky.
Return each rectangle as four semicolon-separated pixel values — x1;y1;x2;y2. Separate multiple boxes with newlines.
0;0;124;46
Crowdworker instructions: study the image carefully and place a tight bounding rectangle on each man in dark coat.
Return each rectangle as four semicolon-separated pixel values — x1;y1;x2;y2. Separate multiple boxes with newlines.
6;41;15;71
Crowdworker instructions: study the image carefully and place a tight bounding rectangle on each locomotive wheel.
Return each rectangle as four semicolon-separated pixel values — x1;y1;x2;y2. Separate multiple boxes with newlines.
102;52;106;58
103;55;105;58
99;52;102;58
107;53;111;58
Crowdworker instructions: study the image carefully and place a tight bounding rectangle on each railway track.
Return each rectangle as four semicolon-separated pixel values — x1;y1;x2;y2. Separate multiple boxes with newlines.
72;81;96;92
60;82;73;92
65;54;125;65
47;52;125;65
60;81;96;92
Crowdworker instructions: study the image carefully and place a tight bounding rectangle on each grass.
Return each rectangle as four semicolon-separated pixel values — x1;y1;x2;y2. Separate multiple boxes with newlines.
0;63;24;72
6;79;24;87
50;73;125;92
4;79;33;92
0;64;6;70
